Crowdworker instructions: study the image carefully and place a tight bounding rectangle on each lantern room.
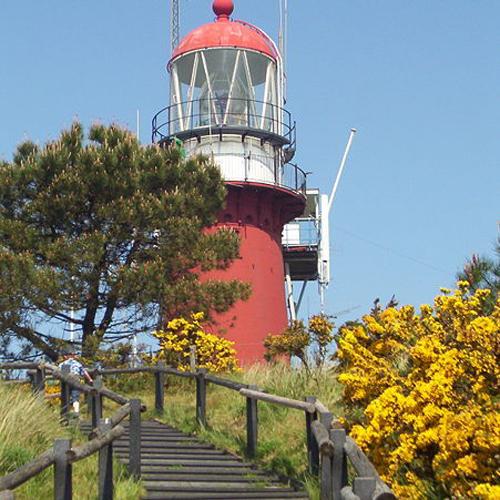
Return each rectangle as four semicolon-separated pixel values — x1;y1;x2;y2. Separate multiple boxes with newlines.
153;0;298;189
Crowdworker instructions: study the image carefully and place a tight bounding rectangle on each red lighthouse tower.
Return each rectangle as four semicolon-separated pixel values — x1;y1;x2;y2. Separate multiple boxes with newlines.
153;0;306;364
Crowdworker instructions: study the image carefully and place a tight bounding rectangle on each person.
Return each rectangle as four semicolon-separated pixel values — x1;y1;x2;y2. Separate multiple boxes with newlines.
58;349;93;415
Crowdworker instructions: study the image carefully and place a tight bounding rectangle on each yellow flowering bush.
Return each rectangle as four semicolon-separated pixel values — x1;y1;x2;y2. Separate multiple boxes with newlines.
44;382;61;407
264;314;334;371
335;284;499;499
153;312;239;373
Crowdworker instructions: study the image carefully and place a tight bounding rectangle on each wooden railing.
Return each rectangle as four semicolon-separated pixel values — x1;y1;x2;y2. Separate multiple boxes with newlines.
93;363;396;500
0;362;144;500
0;361;396;500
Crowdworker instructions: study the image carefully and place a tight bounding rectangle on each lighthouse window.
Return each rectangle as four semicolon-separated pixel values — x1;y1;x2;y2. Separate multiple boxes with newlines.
170;48;279;134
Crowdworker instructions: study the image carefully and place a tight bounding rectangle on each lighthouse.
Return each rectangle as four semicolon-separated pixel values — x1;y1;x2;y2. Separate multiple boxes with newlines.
152;0;308;364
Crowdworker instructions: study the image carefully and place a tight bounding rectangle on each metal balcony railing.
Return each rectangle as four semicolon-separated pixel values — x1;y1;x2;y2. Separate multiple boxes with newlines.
282;218;319;247
152;97;296;149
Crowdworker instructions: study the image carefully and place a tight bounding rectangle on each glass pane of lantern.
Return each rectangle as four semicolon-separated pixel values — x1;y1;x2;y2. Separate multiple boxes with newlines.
171;48;278;132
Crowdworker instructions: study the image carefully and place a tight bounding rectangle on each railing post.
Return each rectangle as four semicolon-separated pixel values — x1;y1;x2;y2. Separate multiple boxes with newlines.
353;477;376;500
274;156;278;186
91;377;103;429
128;399;141;479
31;367;45;395
246;385;258;459
60;365;70;419
319;412;333;500
154;361;165;414
331;428;348;500
196;368;207;427
98;420;113;500
305;396;319;476
54;438;72;500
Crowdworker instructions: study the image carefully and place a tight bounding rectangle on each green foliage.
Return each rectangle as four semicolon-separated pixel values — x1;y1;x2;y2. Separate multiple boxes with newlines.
264;314;335;373
457;238;499;313
0;122;250;359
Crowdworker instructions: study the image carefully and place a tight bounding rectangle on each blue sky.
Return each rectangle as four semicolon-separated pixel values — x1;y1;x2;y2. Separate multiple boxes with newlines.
1;0;498;327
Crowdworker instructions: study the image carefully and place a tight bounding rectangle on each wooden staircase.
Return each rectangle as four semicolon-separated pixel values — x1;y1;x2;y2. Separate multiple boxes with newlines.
82;420;309;500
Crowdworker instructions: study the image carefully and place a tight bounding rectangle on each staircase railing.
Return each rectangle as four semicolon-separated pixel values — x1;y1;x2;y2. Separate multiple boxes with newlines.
92;363;397;500
0;361;396;500
0;362;144;500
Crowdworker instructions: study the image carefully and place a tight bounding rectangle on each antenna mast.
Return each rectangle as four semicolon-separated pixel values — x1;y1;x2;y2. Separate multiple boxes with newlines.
278;2;288;68
171;0;180;53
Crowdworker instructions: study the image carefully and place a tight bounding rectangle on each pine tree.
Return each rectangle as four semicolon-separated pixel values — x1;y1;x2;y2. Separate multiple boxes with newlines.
457;237;499;313
0;123;250;360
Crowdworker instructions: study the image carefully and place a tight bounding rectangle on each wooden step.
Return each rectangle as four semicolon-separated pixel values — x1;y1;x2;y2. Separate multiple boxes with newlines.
138;459;255;467
83;419;309;500
143;493;308;499
142;467;266;476
144;484;297;492
115;449;241;457
141;471;283;487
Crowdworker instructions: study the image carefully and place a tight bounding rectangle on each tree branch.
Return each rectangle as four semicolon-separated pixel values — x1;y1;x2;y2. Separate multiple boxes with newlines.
10;325;59;361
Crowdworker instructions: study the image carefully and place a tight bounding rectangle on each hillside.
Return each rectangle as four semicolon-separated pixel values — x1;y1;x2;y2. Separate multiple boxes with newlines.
0;382;142;499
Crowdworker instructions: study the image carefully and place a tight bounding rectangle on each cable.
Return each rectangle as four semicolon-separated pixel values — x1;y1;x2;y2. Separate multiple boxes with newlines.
333;225;449;275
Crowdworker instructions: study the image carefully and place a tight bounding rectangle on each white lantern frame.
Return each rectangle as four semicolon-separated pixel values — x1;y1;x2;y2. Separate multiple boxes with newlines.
167;47;289;141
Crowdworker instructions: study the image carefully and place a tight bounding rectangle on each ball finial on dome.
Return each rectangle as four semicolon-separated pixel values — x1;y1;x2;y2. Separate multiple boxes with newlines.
213;0;234;19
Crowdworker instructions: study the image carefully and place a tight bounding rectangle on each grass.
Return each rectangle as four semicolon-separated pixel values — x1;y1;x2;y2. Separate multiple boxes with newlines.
105;362;343;499
0;382;143;500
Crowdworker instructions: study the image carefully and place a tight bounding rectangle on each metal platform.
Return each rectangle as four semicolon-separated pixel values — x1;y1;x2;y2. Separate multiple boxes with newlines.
283;245;318;281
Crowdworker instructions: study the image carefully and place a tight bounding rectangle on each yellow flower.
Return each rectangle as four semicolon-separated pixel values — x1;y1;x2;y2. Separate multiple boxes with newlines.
336;286;500;498
153;313;239;373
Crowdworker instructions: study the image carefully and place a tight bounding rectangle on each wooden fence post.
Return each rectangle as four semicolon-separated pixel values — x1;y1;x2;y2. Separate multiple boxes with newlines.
246;385;258;459
128;399;141;479
305;396;319;476
196;368;207;427
98;420;113;500
319;412;333;500
353;477;376;500
31;367;45;395
91;377;103;429
54;438;72;500
60;366;71;419
331;428;348;500
154;362;165;414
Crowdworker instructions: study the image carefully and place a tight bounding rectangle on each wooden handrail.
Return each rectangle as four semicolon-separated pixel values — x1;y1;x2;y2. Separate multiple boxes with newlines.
95;366;195;379
93;367;156;375
311;420;334;457
88;403;131;439
43;363;130;405
0;449;55;491
314;399;330;415
67;425;125;463
239;388;316;413
0;362;41;370
205;373;248;391
42;363;94;394
344;437;396;499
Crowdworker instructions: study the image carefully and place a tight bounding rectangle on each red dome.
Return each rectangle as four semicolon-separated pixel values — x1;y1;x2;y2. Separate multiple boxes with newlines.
170;15;278;62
